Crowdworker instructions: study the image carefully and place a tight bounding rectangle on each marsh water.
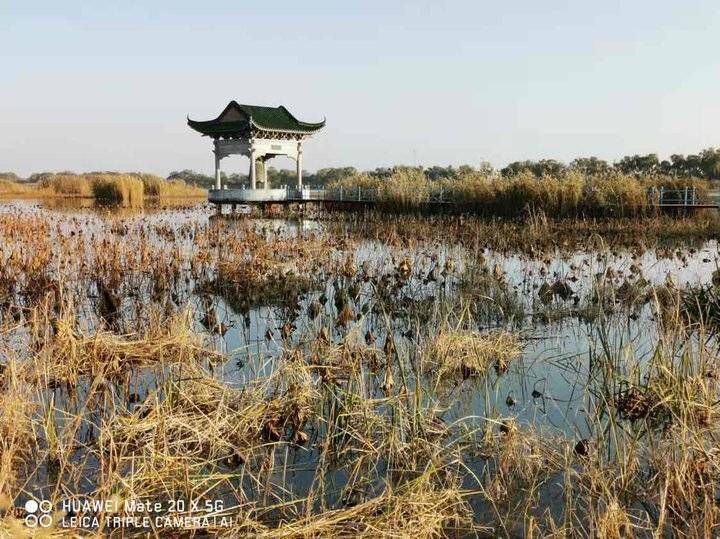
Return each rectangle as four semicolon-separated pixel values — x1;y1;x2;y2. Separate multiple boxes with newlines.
1;198;717;532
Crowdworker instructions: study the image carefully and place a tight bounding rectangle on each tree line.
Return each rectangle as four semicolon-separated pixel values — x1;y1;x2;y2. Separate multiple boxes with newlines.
167;147;720;188
7;147;718;189
501;148;720;179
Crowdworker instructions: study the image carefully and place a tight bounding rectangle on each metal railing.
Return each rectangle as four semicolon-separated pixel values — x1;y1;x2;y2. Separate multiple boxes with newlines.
283;186;456;203
285;186;380;202
212;185;718;209
646;187;706;207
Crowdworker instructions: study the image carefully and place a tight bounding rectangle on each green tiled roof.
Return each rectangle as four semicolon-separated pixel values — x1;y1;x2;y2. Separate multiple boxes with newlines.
188;101;325;137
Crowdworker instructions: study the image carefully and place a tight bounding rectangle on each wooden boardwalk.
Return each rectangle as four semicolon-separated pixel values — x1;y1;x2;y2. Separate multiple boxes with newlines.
209;186;720;210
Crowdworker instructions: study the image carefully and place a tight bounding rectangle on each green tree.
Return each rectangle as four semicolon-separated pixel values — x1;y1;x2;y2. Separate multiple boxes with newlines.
699;148;720;179
614;154;660;175
570;157;609;175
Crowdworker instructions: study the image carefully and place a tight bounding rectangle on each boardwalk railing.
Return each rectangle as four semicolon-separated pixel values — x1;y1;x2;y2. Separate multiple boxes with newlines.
210;186;718;209
285;186;455;203
209;186;458;204
285;186;380;202
647;187;703;207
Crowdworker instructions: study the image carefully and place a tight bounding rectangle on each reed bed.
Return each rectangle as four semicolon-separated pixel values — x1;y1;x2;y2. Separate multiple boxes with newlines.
0;173;206;206
214;229;349;308
0;180;36;197
332;168;708;217
141;175;206;198
39;173;95;198
90;175;144;206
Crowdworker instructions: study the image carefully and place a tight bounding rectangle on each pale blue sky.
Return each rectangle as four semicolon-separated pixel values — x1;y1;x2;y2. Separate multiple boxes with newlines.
1;1;719;176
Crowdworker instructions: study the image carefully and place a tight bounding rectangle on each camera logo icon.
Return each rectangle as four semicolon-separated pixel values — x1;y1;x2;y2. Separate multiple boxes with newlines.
24;499;52;528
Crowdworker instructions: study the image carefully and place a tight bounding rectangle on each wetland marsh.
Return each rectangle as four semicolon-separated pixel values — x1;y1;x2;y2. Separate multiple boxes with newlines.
1;199;720;536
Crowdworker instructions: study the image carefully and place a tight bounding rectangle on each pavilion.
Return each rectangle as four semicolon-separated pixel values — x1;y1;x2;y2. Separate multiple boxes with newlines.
187;101;325;191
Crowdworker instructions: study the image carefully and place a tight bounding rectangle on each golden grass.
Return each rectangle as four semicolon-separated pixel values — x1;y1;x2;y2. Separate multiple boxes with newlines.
88;361;320;534
108;361;317;459
595;500;634;539
331;169;708;217
142;176;206;198
0;180;36;197
42;173;94;197
0;361;36;499
35;309;219;383
0;173;206;204
90;175;144;206
425;330;523;378
243;473;477;538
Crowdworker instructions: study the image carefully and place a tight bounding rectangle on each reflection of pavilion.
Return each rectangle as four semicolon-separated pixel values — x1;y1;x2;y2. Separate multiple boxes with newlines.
188;101;325;191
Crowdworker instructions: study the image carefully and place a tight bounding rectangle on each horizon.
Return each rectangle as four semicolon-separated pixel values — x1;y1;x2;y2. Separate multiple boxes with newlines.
2;1;719;177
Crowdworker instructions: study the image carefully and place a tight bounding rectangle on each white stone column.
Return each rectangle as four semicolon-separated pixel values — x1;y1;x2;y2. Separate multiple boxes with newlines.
213;144;221;190
261;158;268;187
249;145;257;189
296;141;303;189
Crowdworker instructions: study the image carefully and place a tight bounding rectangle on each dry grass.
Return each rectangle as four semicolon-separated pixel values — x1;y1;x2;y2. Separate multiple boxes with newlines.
40;173;94;197
424;330;523;378
243;473;478;538
142;176;206;198
0;180;36;197
331;168;708;217
0;204;719;536
0;172;206;205
595;500;634;539
90;174;144;206
0;361;36;499
35;309;219;383
110;360;317;458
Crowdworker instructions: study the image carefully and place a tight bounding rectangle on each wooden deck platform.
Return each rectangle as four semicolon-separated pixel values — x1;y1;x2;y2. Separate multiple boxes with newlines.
209;186;380;205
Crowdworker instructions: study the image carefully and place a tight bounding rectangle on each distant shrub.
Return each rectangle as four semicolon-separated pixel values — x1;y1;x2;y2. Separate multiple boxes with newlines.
0;172;21;182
